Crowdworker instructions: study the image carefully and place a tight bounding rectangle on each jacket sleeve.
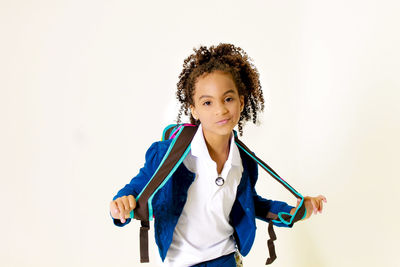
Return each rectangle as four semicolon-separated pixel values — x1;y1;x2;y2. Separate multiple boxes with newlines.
252;186;295;228
111;141;163;227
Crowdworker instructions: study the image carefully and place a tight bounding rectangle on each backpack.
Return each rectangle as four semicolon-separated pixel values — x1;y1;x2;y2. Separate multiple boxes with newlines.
130;123;306;264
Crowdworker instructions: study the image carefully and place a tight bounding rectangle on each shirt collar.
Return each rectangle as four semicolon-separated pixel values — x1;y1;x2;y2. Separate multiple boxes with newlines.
190;123;241;167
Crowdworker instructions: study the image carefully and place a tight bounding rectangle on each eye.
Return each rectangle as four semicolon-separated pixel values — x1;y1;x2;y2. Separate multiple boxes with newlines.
225;97;233;102
203;101;211;106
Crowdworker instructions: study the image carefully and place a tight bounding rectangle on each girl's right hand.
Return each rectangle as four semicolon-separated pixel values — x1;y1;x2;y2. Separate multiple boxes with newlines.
110;195;136;224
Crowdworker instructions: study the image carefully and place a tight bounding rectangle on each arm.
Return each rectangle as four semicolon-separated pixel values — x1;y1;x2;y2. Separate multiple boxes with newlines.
252;186;295;227
109;141;163;227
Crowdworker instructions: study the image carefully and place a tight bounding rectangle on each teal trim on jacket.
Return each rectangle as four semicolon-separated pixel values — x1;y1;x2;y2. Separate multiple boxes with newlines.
112;139;294;261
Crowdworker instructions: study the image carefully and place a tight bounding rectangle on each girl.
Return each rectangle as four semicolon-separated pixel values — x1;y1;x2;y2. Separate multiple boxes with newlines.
110;43;327;267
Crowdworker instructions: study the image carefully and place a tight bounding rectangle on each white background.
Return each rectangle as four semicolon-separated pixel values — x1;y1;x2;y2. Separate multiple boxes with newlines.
1;0;399;266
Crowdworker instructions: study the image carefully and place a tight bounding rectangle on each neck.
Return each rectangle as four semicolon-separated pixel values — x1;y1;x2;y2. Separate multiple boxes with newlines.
202;129;231;161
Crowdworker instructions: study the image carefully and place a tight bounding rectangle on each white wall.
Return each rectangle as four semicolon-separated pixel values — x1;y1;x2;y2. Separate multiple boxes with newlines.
1;0;399;266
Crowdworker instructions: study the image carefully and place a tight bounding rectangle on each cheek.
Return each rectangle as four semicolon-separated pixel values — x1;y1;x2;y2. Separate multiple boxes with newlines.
233;104;243;121
233;102;242;114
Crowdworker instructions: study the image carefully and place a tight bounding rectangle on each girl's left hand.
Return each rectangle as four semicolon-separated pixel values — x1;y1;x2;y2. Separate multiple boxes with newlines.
291;195;327;220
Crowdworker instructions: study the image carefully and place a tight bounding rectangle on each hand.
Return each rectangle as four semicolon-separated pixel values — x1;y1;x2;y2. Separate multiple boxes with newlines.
110;195;136;224
291;195;327;220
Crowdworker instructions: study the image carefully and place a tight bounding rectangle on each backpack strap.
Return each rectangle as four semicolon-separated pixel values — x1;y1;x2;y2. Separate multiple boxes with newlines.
265;220;277;265
234;136;306;226
139;220;150;263
162;123;196;141
133;124;197;221
132;124;197;262
234;135;306;265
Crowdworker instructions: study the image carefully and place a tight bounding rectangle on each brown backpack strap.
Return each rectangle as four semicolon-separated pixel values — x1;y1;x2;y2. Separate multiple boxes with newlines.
134;125;198;263
265;221;277;265
235;138;302;200
134;125;198;221
139;220;150;263
235;137;306;264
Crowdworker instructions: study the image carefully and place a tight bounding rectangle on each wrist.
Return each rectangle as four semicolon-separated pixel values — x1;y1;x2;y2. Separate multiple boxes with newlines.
290;207;296;215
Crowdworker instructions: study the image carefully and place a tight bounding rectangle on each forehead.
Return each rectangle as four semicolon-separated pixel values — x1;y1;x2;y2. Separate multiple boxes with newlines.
193;70;238;97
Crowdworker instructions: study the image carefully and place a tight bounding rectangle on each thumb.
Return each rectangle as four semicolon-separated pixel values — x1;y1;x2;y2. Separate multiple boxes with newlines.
110;201;119;218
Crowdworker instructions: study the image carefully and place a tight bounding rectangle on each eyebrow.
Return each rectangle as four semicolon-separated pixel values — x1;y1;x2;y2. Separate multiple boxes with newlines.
198;89;235;101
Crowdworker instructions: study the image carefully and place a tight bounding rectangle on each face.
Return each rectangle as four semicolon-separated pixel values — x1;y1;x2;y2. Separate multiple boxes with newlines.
190;70;244;138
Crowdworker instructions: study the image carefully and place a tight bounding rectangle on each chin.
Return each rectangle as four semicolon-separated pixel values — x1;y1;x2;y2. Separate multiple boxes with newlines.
212;125;235;136
202;119;238;136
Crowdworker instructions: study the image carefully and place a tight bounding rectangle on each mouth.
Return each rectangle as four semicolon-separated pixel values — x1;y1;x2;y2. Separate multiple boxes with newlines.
216;118;231;125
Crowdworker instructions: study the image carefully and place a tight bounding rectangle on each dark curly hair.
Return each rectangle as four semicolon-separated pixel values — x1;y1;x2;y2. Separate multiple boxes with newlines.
175;43;264;136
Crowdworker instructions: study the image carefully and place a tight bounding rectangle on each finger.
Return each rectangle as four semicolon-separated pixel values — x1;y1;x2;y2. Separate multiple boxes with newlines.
319;195;327;203
315;196;325;212
115;199;126;223
124;196;136;219
110;201;119;218
319;201;324;213
317;199;323;213
313;198;320;212
122;196;134;219
120;197;132;220
311;199;318;215
121;196;132;215
128;195;136;210
118;199;125;223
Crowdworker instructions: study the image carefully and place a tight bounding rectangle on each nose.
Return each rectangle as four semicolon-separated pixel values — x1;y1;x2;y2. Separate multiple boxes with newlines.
215;101;228;116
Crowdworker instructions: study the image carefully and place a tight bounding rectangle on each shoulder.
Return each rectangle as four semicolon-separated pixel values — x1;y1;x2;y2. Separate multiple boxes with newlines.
145;138;173;160
136;138;173;175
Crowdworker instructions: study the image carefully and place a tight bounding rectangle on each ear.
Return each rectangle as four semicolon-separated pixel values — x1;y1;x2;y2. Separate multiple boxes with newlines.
239;95;244;113
190;105;199;120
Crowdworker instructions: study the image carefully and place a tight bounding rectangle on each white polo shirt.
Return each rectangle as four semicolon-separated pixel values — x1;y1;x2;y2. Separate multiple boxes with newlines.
164;124;244;267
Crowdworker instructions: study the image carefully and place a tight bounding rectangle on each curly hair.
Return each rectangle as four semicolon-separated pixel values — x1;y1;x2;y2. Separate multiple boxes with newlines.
175;43;264;136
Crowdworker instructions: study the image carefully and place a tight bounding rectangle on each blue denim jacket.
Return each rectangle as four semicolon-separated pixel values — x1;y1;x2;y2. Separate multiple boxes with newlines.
112;139;294;261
